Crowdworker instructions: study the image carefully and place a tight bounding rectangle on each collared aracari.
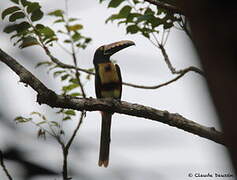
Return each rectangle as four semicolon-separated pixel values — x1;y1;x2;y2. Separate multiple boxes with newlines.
93;40;135;167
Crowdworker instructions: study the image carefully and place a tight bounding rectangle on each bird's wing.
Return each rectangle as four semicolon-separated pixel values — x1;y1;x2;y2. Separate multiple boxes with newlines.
95;65;102;98
115;64;122;99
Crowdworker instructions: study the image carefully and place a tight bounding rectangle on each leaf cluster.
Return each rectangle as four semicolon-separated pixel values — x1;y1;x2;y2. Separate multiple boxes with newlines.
48;9;92;49
14;112;62;140
102;0;181;38
1;0;57;48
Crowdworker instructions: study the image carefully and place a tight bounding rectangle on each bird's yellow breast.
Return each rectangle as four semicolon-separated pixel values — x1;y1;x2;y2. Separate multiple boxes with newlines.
98;62;119;84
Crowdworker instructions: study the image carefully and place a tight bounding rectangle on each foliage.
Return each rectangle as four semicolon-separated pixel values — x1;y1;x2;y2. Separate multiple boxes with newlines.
48;9;92;49
15;111;64;140
101;0;182;40
1;0;91;151
2;0;56;48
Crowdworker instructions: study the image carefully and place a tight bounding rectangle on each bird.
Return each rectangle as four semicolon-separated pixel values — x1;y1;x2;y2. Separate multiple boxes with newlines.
93;40;135;167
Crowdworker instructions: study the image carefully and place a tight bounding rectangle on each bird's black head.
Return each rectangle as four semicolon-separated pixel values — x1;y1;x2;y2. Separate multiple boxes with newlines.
93;40;135;66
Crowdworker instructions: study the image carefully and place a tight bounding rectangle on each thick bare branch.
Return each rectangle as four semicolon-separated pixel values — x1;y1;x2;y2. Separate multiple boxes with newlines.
0;48;224;146
0;49;52;96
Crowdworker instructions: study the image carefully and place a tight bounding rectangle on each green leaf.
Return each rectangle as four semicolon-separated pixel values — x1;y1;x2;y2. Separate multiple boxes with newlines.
126;24;139;34
108;0;124;8
85;37;92;43
141;31;150;38
63;116;71;121
50;121;60;127
10;0;19;4
106;14;119;23
20;0;30;6
2;6;21;20
30;111;46;119
38;26;55;38
126;13;141;23
44;37;58;45
3;24;18;33
35;61;53;68
64;110;76;116
67;24;83;31
164;22;173;29
27;2;41;14
69;92;81;97
30;9;43;21
53;19;64;24
62;83;79;92
106;5;132;23
36;121;46;125
144;7;155;15
64;39;71;43
35;24;45;29
14;116;32;123
68;18;78;22
61;74;70;81
19;36;39;48
72;33;81;42
9;11;25;22
69;78;78;84
132;0;139;4
48;9;64;17
118;5;132;18
16;21;31;32
53;70;66;78
136;14;152;23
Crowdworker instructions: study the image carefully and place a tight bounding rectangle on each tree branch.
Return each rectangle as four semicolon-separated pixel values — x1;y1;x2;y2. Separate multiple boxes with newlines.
143;0;184;15
65;111;84;150
0;150;13;180
159;44;205;76
123;70;187;89
0;48;225;146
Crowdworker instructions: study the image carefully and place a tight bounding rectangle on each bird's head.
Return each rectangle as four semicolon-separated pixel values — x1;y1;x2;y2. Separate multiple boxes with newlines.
93;40;135;65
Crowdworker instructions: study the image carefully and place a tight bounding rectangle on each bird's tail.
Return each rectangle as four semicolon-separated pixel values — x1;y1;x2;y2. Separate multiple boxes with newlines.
98;111;112;167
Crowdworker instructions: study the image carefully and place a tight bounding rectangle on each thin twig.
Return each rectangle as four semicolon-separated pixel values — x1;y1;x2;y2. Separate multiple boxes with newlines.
65;111;85;150
163;29;170;46
158;44;204;76
0;150;13;180
61;112;84;180
64;0;86;98
178;16;193;41
123;71;187;89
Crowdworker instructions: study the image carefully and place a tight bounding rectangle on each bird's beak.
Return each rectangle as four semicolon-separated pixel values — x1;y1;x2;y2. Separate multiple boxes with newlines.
103;40;135;56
